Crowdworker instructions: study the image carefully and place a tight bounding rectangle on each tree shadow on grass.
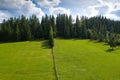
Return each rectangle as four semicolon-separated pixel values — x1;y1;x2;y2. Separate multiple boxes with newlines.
105;48;114;52
103;43;109;46
41;40;51;49
0;41;25;44
105;46;120;53
88;40;100;43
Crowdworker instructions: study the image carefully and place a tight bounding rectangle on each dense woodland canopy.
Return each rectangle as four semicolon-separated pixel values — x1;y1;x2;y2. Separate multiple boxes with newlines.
0;14;120;49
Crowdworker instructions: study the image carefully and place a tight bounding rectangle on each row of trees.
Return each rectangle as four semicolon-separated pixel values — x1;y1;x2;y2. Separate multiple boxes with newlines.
0;14;120;49
0;15;41;41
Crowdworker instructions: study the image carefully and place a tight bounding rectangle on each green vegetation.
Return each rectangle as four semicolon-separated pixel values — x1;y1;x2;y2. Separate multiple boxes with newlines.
0;41;55;80
55;39;120;80
1;14;120;49
1;39;120;80
49;26;54;48
0;8;120;80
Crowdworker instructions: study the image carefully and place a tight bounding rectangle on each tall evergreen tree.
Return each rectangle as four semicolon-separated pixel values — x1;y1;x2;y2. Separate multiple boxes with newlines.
75;16;81;38
15;24;20;41
49;26;54;48
69;15;73;38
109;33;117;50
50;15;56;37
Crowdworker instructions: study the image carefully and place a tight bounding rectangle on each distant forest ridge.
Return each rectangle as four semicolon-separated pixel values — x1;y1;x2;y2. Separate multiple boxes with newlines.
0;14;120;48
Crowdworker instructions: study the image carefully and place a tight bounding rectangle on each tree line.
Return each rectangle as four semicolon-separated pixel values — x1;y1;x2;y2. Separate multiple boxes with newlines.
0;14;120;49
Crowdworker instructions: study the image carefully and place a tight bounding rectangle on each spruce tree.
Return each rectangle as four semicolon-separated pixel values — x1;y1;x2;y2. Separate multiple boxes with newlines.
69;15;73;38
109;33;116;50
75;16;81;38
49;26;54;48
50;15;56;37
15;25;20;41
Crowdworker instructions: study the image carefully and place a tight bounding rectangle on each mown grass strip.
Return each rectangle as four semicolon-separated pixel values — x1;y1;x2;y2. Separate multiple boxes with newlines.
52;47;59;80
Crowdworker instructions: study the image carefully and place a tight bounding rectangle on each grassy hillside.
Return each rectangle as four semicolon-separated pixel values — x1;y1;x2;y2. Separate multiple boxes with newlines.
55;39;120;80
0;39;120;80
0;41;55;80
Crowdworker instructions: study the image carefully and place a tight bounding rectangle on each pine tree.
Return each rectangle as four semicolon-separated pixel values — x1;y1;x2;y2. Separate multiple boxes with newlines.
49;26;54;48
109;33;116;50
69;15;73;38
75;16;81;38
35;24;43;39
29;15;40;39
15;25;20;41
50;15;56;37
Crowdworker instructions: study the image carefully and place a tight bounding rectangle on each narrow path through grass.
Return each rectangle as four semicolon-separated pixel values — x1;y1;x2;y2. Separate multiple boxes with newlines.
51;47;59;80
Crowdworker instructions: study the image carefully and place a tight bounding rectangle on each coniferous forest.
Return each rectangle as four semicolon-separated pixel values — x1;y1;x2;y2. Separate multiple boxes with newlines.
0;14;120;49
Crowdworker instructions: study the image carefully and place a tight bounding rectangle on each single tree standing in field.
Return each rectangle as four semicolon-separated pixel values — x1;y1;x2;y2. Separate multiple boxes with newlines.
49;26;58;80
49;26;54;48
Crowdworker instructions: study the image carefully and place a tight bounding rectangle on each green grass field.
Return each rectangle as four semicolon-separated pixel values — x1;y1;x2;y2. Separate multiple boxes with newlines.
0;41;55;80
0;39;120;80
55;39;120;80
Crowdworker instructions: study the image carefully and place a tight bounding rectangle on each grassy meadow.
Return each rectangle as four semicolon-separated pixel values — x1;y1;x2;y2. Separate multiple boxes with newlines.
0;39;120;80
55;39;120;80
0;41;55;80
